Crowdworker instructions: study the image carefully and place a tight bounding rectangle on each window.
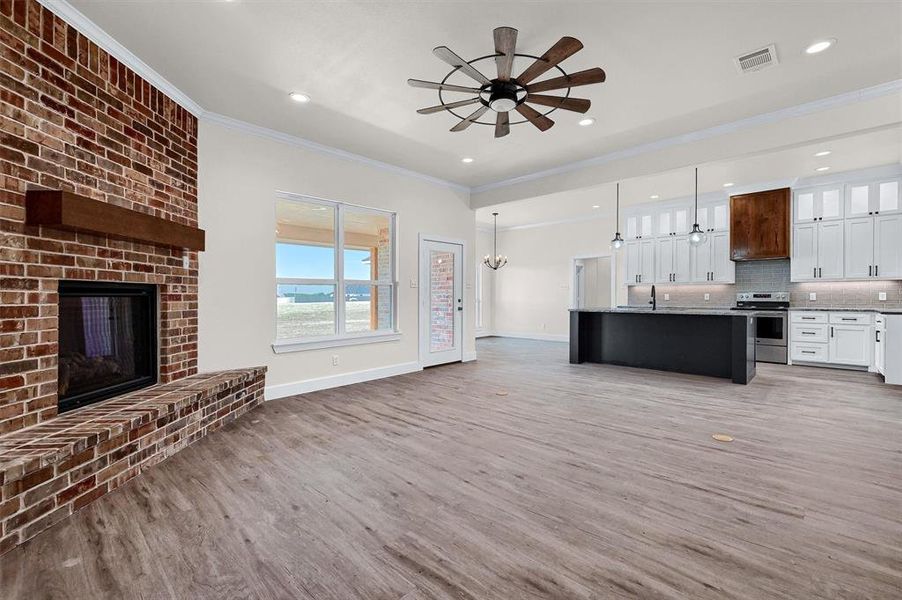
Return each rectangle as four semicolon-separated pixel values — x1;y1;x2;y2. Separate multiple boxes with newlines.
275;194;397;349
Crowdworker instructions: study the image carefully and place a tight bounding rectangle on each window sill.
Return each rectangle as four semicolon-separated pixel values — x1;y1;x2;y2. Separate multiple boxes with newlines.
272;331;402;353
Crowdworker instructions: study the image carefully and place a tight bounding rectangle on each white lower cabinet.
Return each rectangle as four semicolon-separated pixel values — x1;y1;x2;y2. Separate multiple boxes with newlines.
790;311;873;368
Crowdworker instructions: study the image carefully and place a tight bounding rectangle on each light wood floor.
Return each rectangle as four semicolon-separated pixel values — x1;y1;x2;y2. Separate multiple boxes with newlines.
2;338;901;599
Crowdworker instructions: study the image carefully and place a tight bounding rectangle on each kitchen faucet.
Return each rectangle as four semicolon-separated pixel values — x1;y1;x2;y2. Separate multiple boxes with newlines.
649;284;656;310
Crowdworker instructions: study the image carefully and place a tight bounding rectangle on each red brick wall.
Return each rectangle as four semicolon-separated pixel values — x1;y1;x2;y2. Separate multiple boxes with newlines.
0;0;199;435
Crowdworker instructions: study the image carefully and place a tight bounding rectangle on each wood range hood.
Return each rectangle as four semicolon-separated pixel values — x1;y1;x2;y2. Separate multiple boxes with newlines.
25;190;205;251
729;187;790;261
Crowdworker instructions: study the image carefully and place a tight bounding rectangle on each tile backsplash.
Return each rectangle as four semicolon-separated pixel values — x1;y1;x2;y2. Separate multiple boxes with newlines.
628;259;902;308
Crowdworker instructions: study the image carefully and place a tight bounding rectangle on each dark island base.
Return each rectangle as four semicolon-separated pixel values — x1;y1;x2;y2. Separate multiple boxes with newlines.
570;311;756;384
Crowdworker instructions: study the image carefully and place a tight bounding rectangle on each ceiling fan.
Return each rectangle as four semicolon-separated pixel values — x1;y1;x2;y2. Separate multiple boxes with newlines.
408;27;606;138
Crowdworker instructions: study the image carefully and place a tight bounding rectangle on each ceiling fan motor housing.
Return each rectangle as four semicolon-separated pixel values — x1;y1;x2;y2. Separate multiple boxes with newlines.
485;81;522;112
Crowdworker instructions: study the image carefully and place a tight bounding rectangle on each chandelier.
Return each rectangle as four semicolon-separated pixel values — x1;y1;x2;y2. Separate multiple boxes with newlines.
483;212;508;270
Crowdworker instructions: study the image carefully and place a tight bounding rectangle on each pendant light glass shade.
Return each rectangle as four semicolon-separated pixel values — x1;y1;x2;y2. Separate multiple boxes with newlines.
688;167;707;247
610;182;624;251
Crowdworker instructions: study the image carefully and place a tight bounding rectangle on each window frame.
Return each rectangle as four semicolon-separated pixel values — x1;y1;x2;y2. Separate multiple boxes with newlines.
273;192;399;353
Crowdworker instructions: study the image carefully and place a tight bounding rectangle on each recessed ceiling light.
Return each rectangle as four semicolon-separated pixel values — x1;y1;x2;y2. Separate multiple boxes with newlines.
289;92;310;103
815;166;831;172
461;157;474;164
578;117;596;127
650;194;659;199
592;205;600;209
814;150;832;157
723;182;735;188
805;39;835;55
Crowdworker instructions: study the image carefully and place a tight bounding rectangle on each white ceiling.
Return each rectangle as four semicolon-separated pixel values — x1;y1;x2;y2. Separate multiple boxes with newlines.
71;0;902;188
475;126;902;228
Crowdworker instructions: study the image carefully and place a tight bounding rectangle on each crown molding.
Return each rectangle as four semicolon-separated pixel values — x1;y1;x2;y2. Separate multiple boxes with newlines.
36;0;204;116
201;112;469;193
471;79;902;195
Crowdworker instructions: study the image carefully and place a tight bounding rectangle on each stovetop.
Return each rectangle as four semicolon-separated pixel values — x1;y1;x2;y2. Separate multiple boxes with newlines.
733;291;789;312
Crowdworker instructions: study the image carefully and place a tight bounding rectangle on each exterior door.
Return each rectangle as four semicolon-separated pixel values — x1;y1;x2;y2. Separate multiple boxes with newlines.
420;239;463;367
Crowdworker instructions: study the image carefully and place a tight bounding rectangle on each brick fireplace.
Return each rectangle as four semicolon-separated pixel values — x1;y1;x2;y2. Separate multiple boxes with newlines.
0;0;265;555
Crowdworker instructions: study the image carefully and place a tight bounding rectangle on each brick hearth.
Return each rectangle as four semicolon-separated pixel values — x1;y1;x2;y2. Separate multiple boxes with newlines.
0;1;266;555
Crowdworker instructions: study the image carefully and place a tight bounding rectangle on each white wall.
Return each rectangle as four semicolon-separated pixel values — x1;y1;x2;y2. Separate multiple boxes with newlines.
197;120;476;398
490;216;624;340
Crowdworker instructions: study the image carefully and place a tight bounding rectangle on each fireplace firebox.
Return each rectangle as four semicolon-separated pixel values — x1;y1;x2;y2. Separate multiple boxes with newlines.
58;281;158;413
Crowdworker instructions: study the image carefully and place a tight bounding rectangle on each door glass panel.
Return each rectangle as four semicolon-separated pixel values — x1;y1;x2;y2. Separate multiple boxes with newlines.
796;192;814;221
821;189;840;218
879;181;899;212
849;185;870;215
429;250;455;352
657;212;671;236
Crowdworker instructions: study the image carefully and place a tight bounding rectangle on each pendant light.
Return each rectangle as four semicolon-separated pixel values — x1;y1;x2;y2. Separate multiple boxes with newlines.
610;182;624;250
483;212;508;270
688;167;707;247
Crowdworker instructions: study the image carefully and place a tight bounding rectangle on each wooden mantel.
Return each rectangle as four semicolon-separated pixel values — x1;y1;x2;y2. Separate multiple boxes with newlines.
25;190;205;251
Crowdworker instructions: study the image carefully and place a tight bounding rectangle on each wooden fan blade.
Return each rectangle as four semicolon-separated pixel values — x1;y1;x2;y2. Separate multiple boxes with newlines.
526;68;606;93
417;98;481;115
433;46;491;85
495;111;510;138
515;36;583;85
515;104;554;132
493;26;518;81
407;79;481;94
450;105;490;132
524;94;591;113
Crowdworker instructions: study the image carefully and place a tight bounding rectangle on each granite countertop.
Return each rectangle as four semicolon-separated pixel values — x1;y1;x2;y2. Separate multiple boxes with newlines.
571;306;744;316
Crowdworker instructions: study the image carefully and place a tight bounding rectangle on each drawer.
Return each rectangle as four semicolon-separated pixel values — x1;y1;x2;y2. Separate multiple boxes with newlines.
829;312;872;325
791;343;828;363
791;312;827;324
791;323;828;343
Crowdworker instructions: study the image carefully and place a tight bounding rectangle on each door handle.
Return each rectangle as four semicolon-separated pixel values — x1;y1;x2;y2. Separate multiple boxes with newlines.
830;327;834;338
813;267;817;278
457;307;463;311
818;267;822;278
876;265;879;277
869;265;872;276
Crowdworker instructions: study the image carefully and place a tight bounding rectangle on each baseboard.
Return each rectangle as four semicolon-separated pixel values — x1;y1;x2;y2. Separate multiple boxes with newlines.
490;331;569;343
475;330;493;339
265;361;422;400
462;351;478;362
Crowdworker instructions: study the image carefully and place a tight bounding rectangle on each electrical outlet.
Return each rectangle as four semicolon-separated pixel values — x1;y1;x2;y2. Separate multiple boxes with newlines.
704;293;710;301
809;292;817;301
409;278;417;288
331;355;339;366
664;293;670;301
182;254;189;269
879;292;887;301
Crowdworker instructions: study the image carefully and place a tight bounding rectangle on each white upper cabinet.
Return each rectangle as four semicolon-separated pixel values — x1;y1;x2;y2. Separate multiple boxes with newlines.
673;237;692;283
655;204;691;237
655;236;692;283
793;185;843;223
655;238;674;282
625;239;655;285
792;172;902;282
874;214;902;278
625;240;641;284
688;232;734;283
695;200;729;233
844;217;874;279
845;178;902;217
626;209;656;239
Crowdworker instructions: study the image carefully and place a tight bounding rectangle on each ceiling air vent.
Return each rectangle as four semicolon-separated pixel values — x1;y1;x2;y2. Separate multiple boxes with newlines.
734;44;778;74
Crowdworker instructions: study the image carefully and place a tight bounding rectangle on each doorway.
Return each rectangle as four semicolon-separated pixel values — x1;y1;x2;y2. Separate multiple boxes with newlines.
420;237;464;367
572;255;613;309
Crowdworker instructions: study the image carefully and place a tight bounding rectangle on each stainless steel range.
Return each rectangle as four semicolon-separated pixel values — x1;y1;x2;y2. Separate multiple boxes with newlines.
732;292;789;364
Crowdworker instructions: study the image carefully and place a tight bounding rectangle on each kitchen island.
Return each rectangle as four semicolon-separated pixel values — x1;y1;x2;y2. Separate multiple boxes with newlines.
570;307;756;384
